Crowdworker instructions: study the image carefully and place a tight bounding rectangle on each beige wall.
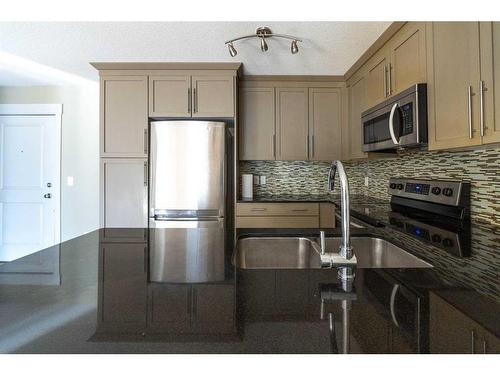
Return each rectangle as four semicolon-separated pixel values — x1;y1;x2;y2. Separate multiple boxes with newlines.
0;84;100;241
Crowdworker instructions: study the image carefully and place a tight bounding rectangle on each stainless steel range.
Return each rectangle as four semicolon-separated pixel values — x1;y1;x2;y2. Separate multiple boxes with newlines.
387;177;471;257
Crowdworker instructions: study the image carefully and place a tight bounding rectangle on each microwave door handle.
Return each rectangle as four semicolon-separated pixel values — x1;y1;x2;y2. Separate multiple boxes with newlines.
390;284;400;328
389;103;400;145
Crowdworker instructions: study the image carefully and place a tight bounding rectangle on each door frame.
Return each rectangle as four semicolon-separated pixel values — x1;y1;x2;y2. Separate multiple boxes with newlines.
0;103;63;245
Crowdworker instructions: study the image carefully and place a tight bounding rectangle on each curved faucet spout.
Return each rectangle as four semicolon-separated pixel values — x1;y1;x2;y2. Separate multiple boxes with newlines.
328;160;353;260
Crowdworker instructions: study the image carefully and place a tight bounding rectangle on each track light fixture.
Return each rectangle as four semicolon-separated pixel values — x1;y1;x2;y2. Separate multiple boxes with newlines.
228;42;237;57
225;27;302;57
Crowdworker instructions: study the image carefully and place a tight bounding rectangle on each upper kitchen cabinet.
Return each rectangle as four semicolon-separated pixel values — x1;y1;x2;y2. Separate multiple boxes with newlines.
388;22;427;95
239;87;276;160
149;75;191;117
191;76;235;118
426;22;482;150
100;75;148;157
344;74;368;160
149;74;235;118
365;49;390;108
479;22;500;145
276;87;309;160
308;88;342;161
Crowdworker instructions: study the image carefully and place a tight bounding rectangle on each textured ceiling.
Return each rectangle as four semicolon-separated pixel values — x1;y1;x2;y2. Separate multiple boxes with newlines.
0;22;391;84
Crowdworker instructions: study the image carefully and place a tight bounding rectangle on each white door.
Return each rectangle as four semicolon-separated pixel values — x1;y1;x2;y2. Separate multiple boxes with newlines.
0;113;60;262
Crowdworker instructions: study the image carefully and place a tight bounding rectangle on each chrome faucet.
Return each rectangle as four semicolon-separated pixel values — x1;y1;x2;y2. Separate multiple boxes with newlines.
319;160;357;271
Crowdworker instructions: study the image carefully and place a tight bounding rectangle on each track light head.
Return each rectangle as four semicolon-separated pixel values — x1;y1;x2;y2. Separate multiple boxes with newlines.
260;37;268;52
291;40;299;54
228;42;237;57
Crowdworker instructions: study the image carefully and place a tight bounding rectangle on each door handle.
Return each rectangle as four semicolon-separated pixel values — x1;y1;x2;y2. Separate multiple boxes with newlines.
143;129;148;153
272;134;276;158
193;87;197;113
143;162;148;186
389;103;400;145
43;193;52;199
390;284;400;328
388;63;392;95
188;87;191;113
471;329;476;354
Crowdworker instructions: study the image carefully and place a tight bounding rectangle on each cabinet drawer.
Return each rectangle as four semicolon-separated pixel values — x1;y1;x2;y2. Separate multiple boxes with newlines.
236;216;319;228
236;203;319;216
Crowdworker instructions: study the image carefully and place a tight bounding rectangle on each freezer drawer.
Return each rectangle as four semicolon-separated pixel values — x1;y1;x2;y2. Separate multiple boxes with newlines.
149;218;225;283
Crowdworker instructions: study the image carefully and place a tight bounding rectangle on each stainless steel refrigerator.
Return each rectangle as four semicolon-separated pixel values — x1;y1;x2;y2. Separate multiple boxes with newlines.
149;120;226;283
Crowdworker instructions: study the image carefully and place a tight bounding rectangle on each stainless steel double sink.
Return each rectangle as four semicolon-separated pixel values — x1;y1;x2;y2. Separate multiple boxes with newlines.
233;236;432;269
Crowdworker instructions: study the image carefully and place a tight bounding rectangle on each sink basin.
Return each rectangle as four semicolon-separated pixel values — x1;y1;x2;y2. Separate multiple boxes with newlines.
233;237;321;269
233;236;432;269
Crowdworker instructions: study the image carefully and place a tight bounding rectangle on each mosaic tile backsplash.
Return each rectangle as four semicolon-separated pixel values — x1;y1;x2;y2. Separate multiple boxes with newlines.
239;146;500;226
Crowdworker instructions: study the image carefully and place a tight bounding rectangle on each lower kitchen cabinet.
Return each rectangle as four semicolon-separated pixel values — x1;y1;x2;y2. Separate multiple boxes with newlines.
148;283;235;335
235;202;335;229
100;158;148;232
429;292;500;354
98;243;148;333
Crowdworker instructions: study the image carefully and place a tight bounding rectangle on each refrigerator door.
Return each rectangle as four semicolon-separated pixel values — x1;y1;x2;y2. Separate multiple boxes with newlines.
150;121;225;218
149;218;225;283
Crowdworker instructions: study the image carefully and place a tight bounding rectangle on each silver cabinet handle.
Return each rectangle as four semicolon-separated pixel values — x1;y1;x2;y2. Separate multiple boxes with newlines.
251;208;267;212
479;80;485;137
390;284;400;327
272;134;276;158
388;63;392;95
389;103;400;145
188;87;191;113
143;162;148;186
471;329;476;354
383;65;388;97
193;87;197;113
483;340;487;354
306;135;309;159
292;209;309;212
143;129;148;153
468;86;474;139
311;134;315;159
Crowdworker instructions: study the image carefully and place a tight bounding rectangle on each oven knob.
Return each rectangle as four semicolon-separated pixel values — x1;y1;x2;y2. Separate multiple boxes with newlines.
397;183;404;190
442;188;453;197
431;234;442;243
390;183;397;189
431;187;441;195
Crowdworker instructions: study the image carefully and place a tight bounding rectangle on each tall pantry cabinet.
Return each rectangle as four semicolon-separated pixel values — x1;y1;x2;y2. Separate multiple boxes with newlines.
93;63;241;239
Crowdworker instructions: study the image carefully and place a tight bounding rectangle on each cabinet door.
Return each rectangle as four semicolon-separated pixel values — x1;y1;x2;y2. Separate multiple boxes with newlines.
191;76;234;117
192;284;235;333
276;88;309;160
319;203;336;229
99;243;147;332
389;22;427;95
101;158;148;229
308;88;342;161
239;87;276;160
101;76;148;157
366;51;389;107
346;75;368;160
427;22;482;150
149;284;191;333
479;22;500;144
149;75;191;117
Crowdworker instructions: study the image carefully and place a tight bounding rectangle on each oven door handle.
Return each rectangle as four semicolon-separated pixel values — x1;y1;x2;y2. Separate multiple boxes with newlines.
389;102;400;145
390;284;400;328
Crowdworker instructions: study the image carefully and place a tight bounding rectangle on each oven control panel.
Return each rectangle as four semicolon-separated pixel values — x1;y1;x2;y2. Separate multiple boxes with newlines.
388;178;468;206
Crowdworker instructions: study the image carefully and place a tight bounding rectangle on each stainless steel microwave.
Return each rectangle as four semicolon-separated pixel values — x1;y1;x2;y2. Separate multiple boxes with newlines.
362;83;427;152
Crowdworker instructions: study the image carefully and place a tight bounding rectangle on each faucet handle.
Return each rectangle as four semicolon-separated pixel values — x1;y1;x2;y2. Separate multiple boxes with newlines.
320;231;326;255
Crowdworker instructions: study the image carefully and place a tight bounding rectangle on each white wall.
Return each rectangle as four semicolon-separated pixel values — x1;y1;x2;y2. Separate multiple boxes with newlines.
0;84;99;241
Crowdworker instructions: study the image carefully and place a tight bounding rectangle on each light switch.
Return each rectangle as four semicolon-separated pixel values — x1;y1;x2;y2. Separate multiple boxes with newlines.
260;176;267;185
364;176;369;187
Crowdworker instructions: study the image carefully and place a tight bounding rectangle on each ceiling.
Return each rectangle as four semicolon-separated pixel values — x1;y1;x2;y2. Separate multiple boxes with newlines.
0;22;391;85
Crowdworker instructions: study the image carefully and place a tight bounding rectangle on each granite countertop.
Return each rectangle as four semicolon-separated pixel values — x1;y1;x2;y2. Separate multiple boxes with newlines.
0;215;499;353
